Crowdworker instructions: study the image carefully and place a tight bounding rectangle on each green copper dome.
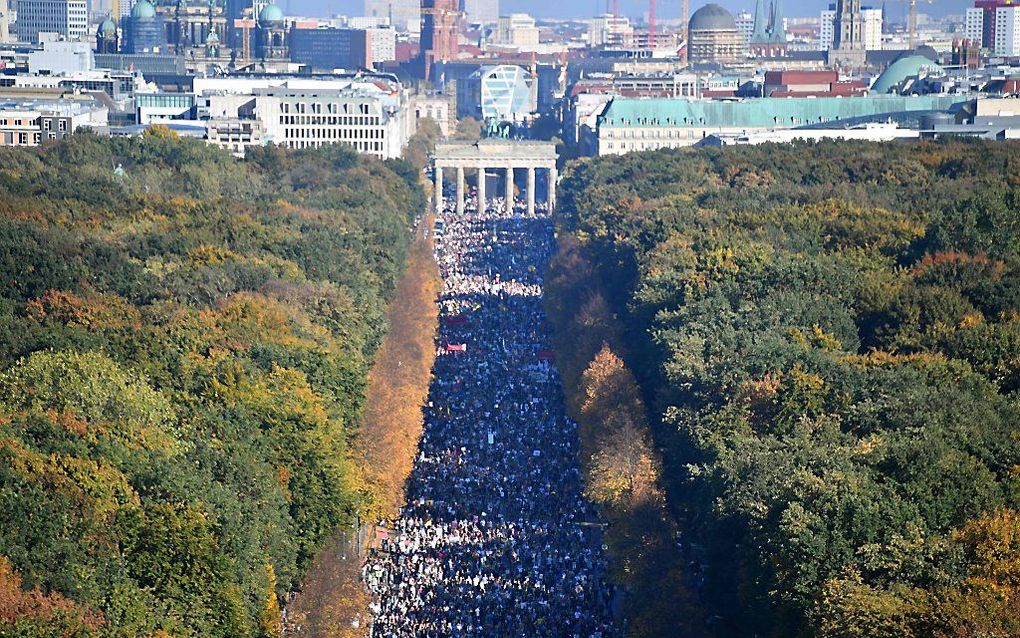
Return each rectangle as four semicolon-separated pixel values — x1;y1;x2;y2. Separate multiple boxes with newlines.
258;3;284;25
871;55;941;94
131;0;157;19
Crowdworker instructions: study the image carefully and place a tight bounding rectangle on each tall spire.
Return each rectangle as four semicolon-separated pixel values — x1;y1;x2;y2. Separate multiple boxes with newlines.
751;0;769;41
768;0;786;42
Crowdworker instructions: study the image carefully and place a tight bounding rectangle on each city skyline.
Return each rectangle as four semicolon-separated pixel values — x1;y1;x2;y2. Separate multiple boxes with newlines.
289;0;970;21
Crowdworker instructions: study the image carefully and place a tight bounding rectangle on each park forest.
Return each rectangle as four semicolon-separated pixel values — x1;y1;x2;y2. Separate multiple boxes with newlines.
556;139;1020;638
0;129;427;638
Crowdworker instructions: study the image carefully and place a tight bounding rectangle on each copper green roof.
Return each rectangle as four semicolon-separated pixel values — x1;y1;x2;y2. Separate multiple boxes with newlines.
597;95;969;129
131;0;156;18
871;55;942;94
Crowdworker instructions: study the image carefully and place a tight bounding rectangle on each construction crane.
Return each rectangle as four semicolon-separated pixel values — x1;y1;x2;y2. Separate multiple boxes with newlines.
892;0;935;50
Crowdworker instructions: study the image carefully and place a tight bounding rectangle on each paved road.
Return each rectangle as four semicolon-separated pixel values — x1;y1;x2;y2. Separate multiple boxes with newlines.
363;193;618;637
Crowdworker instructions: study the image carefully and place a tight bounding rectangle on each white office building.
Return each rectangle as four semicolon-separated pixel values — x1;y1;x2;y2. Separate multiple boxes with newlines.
588;14;632;47
995;5;1020;56
863;8;882;49
735;10;754;45
15;0;87;43
27;38;92;73
965;7;984;46
493;13;539;46
251;89;411;158
367;26;396;63
348;15;389;28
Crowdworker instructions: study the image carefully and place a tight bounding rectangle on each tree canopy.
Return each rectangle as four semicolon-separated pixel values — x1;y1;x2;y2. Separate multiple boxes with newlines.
558;140;1020;637
0;133;423;638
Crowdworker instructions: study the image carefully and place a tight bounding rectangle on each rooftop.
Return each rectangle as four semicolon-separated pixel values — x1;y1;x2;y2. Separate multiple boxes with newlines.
598;95;971;129
433;139;558;163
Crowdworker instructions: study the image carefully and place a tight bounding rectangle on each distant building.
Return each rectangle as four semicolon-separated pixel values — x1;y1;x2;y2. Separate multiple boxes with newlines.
0;99;107;146
820;5;880;51
413;92;453;135
735;10;754;44
763;70;866;96
15;0;88;43
290;27;372;69
493;13;538;47
830;0;868;66
206;117;265;156
457;64;533;121
748;0;786;57
28;38;93;72
122;0;166;53
247;88;411;158
96;18;118;53
2;68;140;99
159;0;228;55
995;5;1020;55
255;2;287;60
687;3;744;65
419;0;458;79
1;0;13;43
588;14;632;47
870;54;941;93
974;0;1018;50
364;0;418;32
367;26;396;63
594;95;969;154
965;7;984;46
347;15;389;28
94;51;185;74
461;0;497;24
135;91;195;122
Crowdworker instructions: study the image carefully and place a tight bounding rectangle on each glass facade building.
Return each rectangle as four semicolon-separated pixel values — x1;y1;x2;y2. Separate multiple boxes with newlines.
289;28;371;70
457;65;533;122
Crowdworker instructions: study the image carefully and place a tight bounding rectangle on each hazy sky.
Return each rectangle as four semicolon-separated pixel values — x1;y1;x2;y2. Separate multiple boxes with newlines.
287;0;966;22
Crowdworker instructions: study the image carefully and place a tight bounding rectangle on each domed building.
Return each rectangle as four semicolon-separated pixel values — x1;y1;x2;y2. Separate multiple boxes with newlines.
255;2;287;60
122;0;167;53
871;54;942;94
161;0;228;55
688;3;744;65
96;17;118;53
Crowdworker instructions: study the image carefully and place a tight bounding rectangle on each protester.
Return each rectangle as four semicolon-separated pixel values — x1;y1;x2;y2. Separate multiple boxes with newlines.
363;188;618;638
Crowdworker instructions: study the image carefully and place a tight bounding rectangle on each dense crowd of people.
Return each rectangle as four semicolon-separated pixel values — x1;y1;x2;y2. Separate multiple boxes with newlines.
363;190;618;637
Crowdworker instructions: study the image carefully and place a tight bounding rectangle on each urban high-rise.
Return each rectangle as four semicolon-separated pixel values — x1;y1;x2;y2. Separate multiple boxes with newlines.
15;0;87;43
995;4;1020;55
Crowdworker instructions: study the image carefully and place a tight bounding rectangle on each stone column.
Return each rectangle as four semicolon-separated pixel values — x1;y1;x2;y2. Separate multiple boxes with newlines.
477;167;486;212
434;165;443;214
505;166;514;215
526;166;535;216
456;166;465;216
547;165;557;210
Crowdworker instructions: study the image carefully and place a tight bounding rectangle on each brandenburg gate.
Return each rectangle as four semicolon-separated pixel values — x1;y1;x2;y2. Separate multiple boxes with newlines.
431;140;559;216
